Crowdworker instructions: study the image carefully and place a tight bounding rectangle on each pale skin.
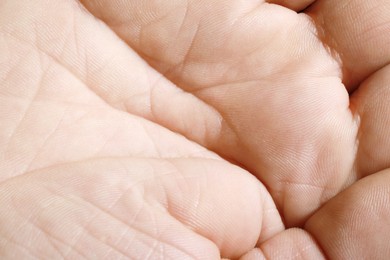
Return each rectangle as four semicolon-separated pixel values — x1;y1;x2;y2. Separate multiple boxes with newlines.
1;0;390;259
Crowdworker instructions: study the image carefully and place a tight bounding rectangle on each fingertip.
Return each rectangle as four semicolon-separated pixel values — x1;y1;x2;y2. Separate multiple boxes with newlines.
239;248;266;260
266;0;315;12
259;228;326;259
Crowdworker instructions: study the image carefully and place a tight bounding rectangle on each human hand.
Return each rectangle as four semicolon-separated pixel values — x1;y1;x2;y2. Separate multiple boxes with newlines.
81;0;390;258
0;1;282;259
1;0;390;259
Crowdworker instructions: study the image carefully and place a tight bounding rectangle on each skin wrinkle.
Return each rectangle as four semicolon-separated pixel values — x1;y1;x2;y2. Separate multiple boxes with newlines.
75;1;230;152
0;51;26;89
162;159;201;221
0;220;43;259
10;190;87;258
0;1;262;259
22;106;69;173
176;22;201;78
0;4;164;130
3;0;390;258
148;78;159;131
0;50;46;158
2;240;42;260
98;157;244;257
12;199;75;259
99;228;133;260
118;0;350;225
41;174;199;259
138;1;193;67
144;63;230;151
173;2;191;43
2;20;220;178
0;30;103;105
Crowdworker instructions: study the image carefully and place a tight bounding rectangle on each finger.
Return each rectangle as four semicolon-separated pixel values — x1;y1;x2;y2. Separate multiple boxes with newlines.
0;157;279;259
240;229;325;259
306;0;390;89
239;248;266;260
305;169;390;259
266;0;315;12
351;65;390;178
81;0;358;226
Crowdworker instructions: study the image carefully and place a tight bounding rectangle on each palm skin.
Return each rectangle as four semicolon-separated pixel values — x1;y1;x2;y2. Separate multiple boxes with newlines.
1;0;390;259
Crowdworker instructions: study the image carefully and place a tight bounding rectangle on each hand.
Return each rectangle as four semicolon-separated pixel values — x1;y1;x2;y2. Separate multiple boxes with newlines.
1;0;390;259
0;1;281;259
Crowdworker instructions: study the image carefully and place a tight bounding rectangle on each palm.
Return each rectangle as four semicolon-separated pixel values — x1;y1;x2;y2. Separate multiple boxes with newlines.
0;1;280;258
1;0;390;259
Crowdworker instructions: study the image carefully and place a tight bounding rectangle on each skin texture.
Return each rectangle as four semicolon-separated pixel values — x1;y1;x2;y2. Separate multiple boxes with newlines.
1;0;390;259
